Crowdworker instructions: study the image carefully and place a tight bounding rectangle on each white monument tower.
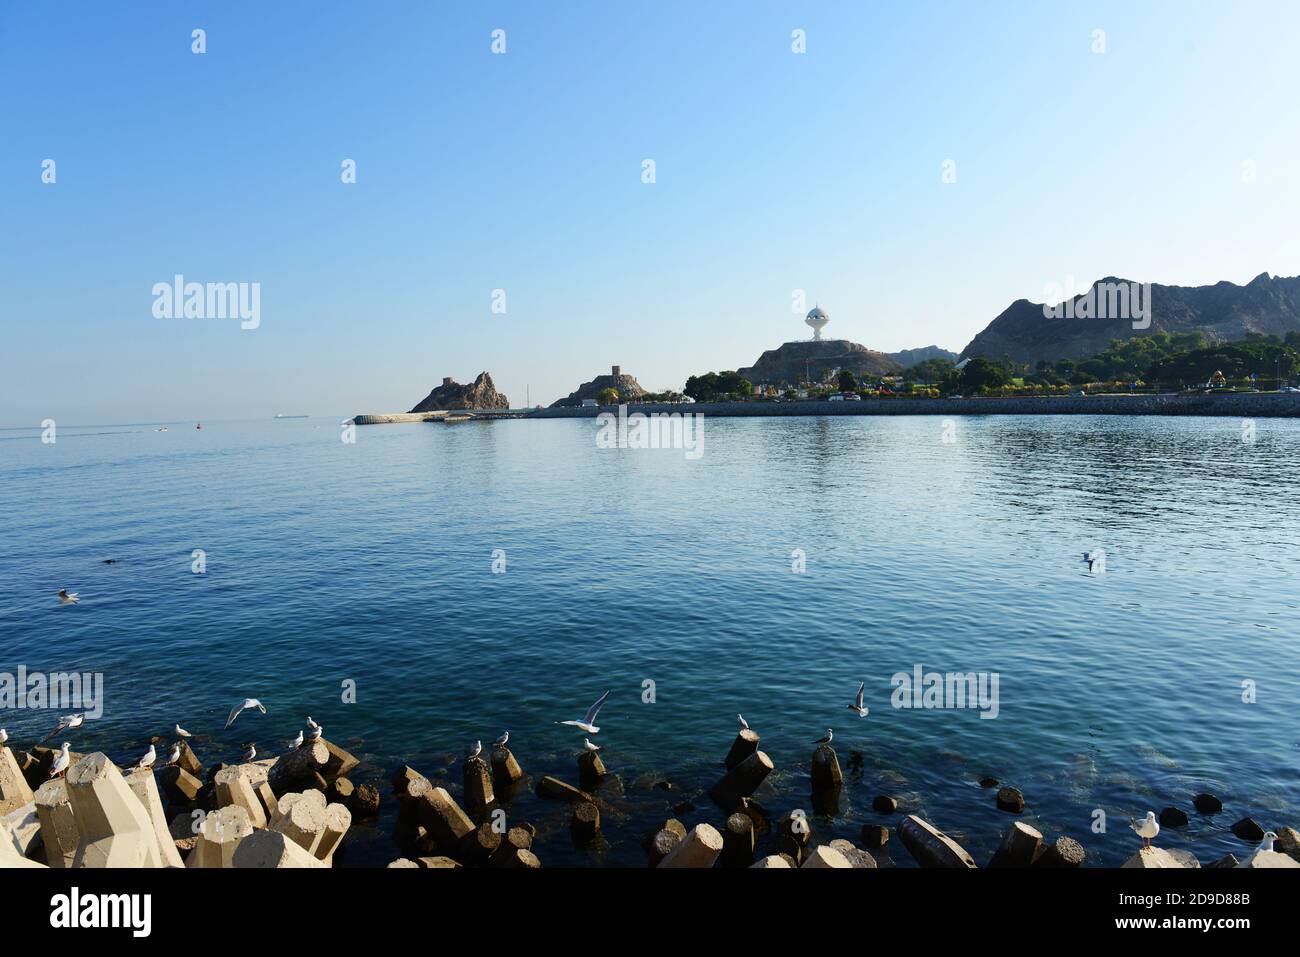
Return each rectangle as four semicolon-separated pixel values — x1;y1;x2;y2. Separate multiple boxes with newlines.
805;305;829;341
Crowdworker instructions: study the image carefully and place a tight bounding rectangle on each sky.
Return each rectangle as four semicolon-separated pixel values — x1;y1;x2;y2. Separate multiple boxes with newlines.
3;1;1299;424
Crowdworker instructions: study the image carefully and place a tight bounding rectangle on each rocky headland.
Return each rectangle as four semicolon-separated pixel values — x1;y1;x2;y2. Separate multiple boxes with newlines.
736;339;902;386
550;365;647;408
410;373;509;412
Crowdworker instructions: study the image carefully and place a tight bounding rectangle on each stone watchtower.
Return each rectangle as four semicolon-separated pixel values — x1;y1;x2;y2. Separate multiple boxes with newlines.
611;365;621;377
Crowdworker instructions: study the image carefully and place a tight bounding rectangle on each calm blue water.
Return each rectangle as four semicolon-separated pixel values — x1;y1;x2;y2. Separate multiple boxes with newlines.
1;414;1297;867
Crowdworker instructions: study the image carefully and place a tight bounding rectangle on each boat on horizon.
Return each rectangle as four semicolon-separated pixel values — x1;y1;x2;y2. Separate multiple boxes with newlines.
273;414;309;419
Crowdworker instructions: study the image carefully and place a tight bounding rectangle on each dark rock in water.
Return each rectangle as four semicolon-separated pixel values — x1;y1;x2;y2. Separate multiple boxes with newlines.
654;780;677;791
102;559;118;564
1208;853;1240;869
329;777;354;803
1231;817;1265;842
673;800;695;816
349;783;380;818
1275;827;1300;864
1159;806;1189;828
996;786;1025;813
410;371;509;412
978;776;999;788
872;795;898;814
861;824;889;849
1193;792;1223;814
1034;836;1086;868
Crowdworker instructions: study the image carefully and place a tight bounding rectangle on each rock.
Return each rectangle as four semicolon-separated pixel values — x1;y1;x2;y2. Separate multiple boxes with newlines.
801;845;852;868
571;801;600;845
0;746;36;815
736;339;902;390
872;795;898;814
1159;807;1189;828
721;812;755;867
491;748;524;791
329;777;355;803
659;822;724;868
34;778;78;867
187;806;254;868
267;741;329;796
577;751;606;792
157;765;203;806
125;769;185;867
861;824;889;849
750;854;792;868
535;775;592;803
995;786;1025;813
66;753;169;867
549;365;645;408
708;750;774;811
978;776;999;788
349;783;380;818
1274;827;1300;864
1231;817;1265;842
1237;849;1300;868
1034;835;1086;868
810;745;843;793
1208;853;1239;868
1193;792;1223;814
1122;847;1199;868
416;855;462;868
988;821;1043;868
411;372;509;412
646;819;687;867
232;829;325;868
828;839;877;868
724;730;760;770
673;800;695;816
462;756;494;820
897;814;978;869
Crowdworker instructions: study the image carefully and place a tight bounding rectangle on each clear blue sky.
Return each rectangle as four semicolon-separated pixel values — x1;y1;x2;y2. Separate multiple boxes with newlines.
3;1;1298;424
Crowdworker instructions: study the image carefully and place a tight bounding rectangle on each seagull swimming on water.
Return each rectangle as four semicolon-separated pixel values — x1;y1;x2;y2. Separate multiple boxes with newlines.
49;742;71;778
287;730;303;750
814;729;833;746
57;589;79;604
737;714;749;731
42;713;84;742
583;738;601;752
493;731;509;749
133;744;156;772
1130;811;1159;851
1083;549;1105;574
847;681;868;718
241;743;257;763
225;698;267;729
174;724;191;739
559;690;610;735
467;740;482;760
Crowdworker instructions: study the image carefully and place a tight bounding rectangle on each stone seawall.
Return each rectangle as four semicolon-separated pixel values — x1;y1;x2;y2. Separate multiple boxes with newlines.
525;393;1300;419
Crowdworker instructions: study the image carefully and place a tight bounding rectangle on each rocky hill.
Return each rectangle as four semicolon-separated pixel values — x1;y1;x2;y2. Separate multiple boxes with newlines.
409;372;509;412
961;273;1300;367
737;339;902;386
889;345;959;367
550;365;647;407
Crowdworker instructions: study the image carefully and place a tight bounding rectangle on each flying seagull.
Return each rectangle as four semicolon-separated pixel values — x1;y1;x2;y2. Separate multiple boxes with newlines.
49;742;71;778
165;743;181;767
493;731;509;749
467;740;482;761
133;744;156;772
583;738;602;752
241;743;257;763
225;698;267;729
174;724;191;739
1130;811;1159;851
559;690;610;735
42;713;84;742
1083;550;1105;574
847;681;868;717
287;730;303;750
737;714;749;731
814;729;833;746
57;589;79;604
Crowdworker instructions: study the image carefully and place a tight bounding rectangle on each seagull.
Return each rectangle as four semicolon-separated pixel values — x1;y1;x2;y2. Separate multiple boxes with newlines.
737;714;749;731
57;589;79;604
165;743;181;767
847;681;868;717
174;724;191;738
306;716;319;732
225;698;267;729
49;742;71;778
814;729;833;746
1256;831;1278;854
0;728;8;748
1083;550;1105;573
241;743;257;763
1130;811;1160;851
306;724;322;742
133;744;156;772
467;740;482;761
559;690;610;735
287;730;303;750
493;731;509;749
42;713;84;742
583;738;602;752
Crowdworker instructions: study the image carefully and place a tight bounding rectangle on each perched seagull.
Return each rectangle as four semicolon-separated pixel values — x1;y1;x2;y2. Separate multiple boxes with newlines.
49;742;71;778
174;724;191;739
225;698;267;729
287;730;303;750
467;740;482;761
1130;811;1160;851
559;690;610;735
847;681;869;718
493;731;509;749
57;588;79;604
1255;831;1279;854
0;728;8;748
241;743;257;763
306;716;320;732
165;743;182;767
737;714;749;731
42;713;84;742
133;744;156;772
306;724;323;742
583;738;602;752
814;729;833;746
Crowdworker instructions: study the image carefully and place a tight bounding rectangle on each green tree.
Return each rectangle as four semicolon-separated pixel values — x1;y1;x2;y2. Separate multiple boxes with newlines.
959;357;1010;393
597;387;619;405
837;370;859;392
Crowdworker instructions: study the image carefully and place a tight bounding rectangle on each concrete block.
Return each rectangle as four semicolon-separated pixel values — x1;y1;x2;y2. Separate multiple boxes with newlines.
577;751;607;791
658;822;723;868
0;817;46;868
215;765;268;828
535;775;592;803
232;828;326;868
490;748;524;790
158;765;203;806
988;821;1044;868
66;752;166;868
186;805;254;868
462;756;494;820
125;768;185;867
750;854;792;868
810;745;843;792
3;802;42;860
725;729;760;770
802;845;852;868
406;779;475;851
1122;847;1198;868
316;802;351;862
709;750;773;811
321;740;360;781
34;778;78;868
898;814;978;869
0;746;36;815
270;790;329;856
